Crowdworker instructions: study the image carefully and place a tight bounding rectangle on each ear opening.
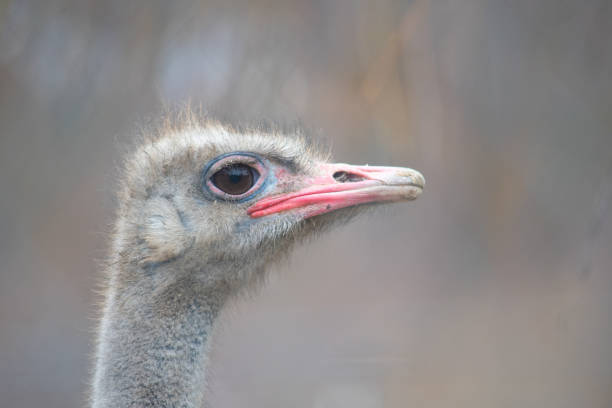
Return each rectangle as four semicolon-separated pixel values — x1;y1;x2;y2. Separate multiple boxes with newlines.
141;196;192;264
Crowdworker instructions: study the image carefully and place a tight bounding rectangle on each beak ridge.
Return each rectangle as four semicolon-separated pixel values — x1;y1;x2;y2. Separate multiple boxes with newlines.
330;164;425;189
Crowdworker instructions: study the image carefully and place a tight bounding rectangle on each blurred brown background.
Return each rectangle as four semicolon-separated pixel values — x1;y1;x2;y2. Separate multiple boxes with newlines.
1;1;611;407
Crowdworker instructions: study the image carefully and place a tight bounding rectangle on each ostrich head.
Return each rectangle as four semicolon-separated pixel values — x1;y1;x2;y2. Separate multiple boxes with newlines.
93;119;424;408
116;121;424;294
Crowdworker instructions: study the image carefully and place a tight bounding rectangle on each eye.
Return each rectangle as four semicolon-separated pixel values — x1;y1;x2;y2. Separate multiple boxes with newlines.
203;153;269;201
211;164;259;196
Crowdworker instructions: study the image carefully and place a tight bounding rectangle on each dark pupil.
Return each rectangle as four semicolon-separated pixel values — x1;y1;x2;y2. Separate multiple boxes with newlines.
211;164;257;195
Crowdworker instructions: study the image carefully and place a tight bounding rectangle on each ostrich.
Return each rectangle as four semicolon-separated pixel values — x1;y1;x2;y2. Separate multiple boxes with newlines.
91;118;424;408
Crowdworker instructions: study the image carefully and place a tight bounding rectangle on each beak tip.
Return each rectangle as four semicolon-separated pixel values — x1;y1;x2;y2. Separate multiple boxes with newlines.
414;172;425;190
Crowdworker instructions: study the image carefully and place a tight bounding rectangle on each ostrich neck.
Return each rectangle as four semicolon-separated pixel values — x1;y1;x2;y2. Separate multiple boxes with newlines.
91;261;238;408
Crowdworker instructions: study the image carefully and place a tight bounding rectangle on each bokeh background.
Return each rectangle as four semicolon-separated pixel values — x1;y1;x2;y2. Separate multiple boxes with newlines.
1;1;611;407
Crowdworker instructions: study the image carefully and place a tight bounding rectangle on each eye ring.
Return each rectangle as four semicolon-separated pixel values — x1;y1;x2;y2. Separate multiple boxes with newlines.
203;153;269;202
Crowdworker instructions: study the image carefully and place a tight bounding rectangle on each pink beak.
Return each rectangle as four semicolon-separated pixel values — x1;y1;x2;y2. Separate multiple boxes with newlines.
247;163;425;219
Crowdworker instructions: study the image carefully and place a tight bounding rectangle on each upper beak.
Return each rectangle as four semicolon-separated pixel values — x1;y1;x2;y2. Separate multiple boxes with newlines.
247;163;425;219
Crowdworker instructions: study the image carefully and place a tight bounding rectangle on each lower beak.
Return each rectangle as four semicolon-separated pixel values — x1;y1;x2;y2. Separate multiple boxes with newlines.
247;163;425;219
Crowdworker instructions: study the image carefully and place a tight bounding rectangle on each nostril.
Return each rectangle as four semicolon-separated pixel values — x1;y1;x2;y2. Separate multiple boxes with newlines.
333;171;365;183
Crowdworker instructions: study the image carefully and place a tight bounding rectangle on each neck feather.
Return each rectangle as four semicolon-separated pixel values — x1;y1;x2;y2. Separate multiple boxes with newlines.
91;261;237;408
